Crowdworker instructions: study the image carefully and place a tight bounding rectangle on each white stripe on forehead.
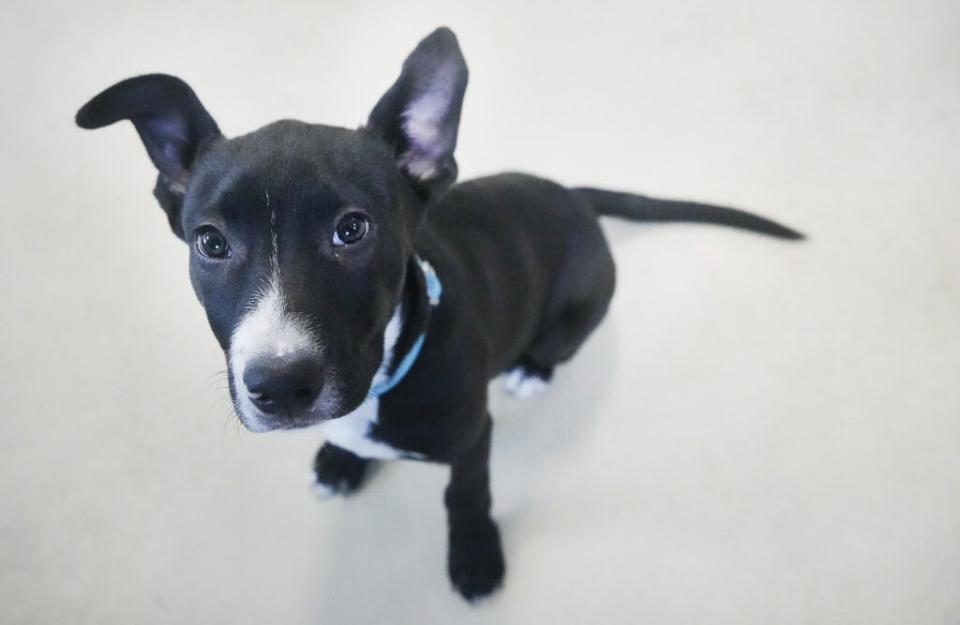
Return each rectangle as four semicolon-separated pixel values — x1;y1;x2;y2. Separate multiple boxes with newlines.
228;188;318;428
231;187;315;361
267;190;279;274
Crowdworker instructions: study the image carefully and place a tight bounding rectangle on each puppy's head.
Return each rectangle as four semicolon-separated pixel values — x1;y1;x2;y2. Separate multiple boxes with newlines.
76;28;467;431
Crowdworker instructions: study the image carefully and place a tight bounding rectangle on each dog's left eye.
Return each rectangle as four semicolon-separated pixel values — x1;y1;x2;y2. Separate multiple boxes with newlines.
195;226;231;259
332;212;369;246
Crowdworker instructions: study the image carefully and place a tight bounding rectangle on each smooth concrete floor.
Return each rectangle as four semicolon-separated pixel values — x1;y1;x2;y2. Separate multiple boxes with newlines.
2;1;958;623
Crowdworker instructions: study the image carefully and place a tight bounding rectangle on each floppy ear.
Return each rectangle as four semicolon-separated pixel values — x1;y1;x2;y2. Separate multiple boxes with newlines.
366;27;468;202
76;74;222;239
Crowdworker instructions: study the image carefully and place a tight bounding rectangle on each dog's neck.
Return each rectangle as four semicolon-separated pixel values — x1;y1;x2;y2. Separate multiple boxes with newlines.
369;255;436;396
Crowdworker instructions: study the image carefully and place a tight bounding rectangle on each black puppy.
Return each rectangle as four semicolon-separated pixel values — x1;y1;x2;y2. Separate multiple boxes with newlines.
76;27;801;601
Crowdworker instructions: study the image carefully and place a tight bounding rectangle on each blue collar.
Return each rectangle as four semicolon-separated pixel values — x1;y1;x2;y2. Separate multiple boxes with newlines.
368;255;442;397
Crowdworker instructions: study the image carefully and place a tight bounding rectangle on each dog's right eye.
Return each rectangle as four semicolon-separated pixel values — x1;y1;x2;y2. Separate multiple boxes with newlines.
195;226;231;259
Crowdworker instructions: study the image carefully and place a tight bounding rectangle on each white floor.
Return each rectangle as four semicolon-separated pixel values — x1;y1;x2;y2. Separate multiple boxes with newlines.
2;1;959;623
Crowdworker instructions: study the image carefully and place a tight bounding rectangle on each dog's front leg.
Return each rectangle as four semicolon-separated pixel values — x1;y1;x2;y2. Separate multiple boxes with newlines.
312;442;372;498
444;416;505;601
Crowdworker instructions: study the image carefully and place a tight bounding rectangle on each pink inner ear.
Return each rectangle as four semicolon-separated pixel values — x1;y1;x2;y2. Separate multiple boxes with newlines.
399;64;460;181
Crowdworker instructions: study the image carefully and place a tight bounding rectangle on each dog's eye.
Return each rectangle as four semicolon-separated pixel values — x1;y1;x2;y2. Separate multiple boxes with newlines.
195;226;231;259
332;212;369;246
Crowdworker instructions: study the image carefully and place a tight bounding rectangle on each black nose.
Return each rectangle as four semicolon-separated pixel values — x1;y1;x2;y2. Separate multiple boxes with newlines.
242;356;324;416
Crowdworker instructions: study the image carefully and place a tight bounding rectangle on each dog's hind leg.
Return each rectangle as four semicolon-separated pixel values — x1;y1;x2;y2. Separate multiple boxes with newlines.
503;297;610;397
311;443;374;498
505;240;616;397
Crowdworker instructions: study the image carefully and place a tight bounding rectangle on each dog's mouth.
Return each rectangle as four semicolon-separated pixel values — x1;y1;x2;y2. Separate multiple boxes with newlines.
225;361;351;433
255;414;326;432
229;387;341;433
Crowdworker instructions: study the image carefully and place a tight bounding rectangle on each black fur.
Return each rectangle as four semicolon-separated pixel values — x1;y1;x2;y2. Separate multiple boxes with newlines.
574;187;805;239
76;27;803;602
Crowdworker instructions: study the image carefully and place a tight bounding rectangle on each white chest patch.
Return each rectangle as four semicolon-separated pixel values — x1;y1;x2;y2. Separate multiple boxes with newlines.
319;396;423;460
317;305;424;461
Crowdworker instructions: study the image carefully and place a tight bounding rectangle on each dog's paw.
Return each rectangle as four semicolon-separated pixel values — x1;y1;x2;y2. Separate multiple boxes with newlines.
448;518;506;603
502;364;552;398
311;443;370;498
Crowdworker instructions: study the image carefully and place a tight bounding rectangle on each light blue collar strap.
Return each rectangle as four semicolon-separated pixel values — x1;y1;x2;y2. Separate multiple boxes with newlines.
369;256;442;397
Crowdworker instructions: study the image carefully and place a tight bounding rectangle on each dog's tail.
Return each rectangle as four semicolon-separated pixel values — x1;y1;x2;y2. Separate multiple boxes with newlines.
573;187;805;240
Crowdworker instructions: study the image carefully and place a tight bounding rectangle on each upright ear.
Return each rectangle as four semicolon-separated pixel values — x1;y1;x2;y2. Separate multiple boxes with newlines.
366;27;468;202
76;74;222;239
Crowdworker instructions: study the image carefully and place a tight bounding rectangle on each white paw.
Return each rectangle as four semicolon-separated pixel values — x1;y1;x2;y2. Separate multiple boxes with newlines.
502;367;549;398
